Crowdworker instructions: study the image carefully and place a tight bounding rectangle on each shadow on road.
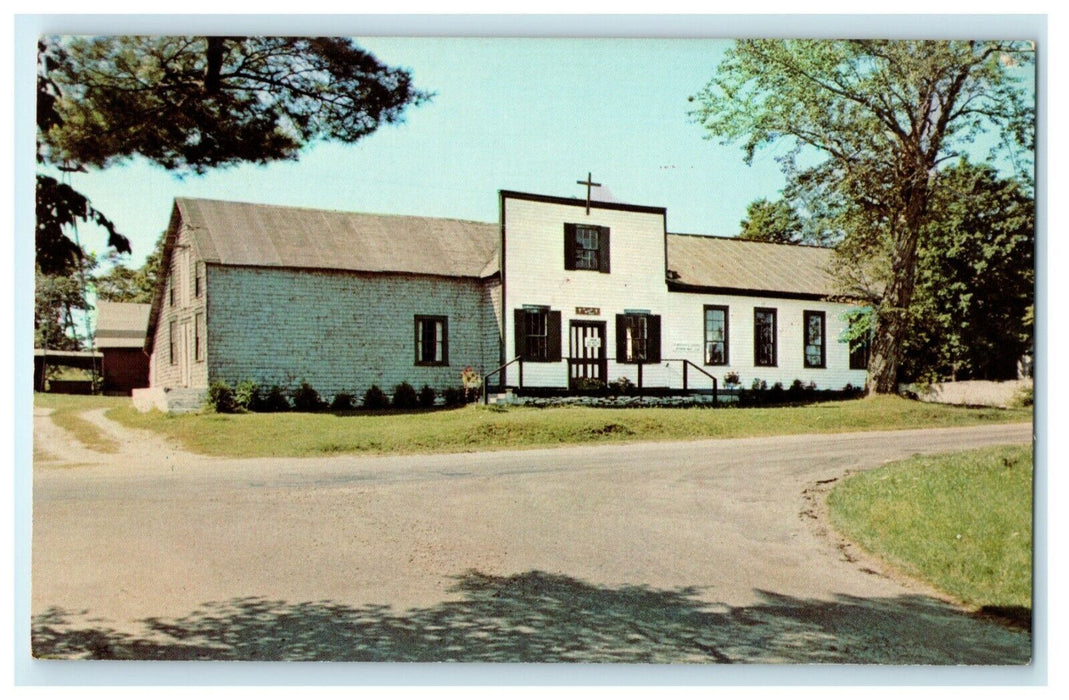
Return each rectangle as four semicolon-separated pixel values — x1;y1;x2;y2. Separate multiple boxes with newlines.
32;570;1030;663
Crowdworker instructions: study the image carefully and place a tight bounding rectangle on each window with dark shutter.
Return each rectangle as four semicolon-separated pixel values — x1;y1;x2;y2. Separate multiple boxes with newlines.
754;308;777;367
615;313;661;364
414;315;448;366
515;308;561;362
803;311;826;369
564;224;610;273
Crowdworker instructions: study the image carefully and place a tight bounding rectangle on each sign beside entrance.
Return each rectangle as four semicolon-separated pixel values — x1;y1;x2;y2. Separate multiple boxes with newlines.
575;306;600;316
584;336;602;349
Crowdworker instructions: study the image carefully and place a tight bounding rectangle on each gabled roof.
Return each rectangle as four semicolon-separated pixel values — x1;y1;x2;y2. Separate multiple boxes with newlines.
666;233;837;299
95;301;151;348
175;198;500;278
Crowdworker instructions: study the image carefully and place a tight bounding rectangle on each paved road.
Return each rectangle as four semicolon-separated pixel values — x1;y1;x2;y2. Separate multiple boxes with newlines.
32;411;1033;662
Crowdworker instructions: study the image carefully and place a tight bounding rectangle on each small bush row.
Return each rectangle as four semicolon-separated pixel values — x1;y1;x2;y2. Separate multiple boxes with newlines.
735;378;864;406
205;380;476;413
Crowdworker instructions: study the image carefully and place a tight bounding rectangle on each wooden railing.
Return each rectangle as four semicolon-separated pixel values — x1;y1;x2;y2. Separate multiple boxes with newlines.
483;356;523;404
672;358;718;404
483;356;717;404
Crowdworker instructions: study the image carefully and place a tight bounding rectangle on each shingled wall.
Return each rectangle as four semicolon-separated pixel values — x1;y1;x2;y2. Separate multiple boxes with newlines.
205;265;500;400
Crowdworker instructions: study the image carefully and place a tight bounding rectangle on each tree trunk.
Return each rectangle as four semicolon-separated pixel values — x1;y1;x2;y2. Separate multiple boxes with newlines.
867;180;928;395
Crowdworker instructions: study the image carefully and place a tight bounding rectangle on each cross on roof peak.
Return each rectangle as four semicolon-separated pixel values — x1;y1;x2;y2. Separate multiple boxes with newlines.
576;172;602;215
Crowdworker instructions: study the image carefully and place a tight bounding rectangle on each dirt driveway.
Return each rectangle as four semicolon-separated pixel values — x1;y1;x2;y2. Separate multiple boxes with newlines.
31;408;1033;663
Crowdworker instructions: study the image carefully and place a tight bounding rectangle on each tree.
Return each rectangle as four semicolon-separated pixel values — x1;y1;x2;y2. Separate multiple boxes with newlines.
691;40;1034;393
738;198;804;244
94;233;165;304
901;160;1034;382
36;35;430;274
35;267;94;351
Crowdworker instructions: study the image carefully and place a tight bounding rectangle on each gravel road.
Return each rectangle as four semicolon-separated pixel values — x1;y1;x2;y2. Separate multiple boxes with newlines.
31;408;1033;663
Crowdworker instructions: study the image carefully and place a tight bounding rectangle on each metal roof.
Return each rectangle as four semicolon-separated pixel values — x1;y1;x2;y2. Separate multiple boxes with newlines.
95;301;151;348
176;198;500;279
666;234;837;298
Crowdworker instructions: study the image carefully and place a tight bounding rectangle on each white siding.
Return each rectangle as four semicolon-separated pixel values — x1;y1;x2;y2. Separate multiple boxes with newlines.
502;196;671;388
502;195;867;391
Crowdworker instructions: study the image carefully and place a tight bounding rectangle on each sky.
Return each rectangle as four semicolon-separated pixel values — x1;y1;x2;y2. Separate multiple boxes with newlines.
21;15;1041;274
44;37;795;268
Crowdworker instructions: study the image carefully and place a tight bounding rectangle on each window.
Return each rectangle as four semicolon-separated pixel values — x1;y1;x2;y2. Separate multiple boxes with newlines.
754;308;777;367
169;320;177;365
523;309;549;361
514;308;562;362
704;305;729;365
804;311;826;369
615;313;662;364
564;224;610;273
414;315;449;366
194;264;203;298
168;267;176;307
194;313;205;362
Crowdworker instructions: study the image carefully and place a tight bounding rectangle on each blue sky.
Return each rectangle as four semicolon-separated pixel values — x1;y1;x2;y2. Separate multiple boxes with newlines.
50;37;795;267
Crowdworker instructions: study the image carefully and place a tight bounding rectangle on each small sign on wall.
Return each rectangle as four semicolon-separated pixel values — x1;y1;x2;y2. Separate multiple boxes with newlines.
674;342;701;354
575;306;601;316
584;336;602;349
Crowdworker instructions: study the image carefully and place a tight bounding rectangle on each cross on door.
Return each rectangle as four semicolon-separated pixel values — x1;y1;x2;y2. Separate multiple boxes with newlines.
576;172;602;215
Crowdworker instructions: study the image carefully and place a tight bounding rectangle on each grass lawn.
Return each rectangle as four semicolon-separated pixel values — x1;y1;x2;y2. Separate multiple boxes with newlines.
34;393;123;453
827;445;1033;618
90;394;1033;459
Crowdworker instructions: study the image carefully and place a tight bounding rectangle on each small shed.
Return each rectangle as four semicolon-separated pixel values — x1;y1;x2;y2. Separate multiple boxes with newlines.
95;301;151;395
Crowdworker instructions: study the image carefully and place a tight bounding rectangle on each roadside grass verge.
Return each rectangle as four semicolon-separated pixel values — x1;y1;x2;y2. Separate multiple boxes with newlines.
106;395;1031;459
827;445;1033;620
34;393;126;454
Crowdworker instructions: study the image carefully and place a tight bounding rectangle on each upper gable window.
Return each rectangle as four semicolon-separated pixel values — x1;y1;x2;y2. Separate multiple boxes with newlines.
564;224;610;273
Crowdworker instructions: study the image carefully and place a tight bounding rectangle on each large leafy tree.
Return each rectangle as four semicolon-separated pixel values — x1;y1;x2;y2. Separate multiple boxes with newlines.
901;160;1034;382
36;35;430;275
691;40;1034;393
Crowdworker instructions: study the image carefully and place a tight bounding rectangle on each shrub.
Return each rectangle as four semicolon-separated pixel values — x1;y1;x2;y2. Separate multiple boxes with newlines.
461;367;483;403
609;376;636;396
768;381;785;404
234;380;260;411
1010;384;1033;408
260;385;291;412
418;384;437;408
293;382;324;411
724;371;741;387
330;392;356;410
575;377;607;392
441;387;466;407
362;385;389;410
392;381;418;409
206;381;236;413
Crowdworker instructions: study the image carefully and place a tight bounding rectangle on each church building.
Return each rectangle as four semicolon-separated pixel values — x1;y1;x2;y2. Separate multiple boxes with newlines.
137;182;868;410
